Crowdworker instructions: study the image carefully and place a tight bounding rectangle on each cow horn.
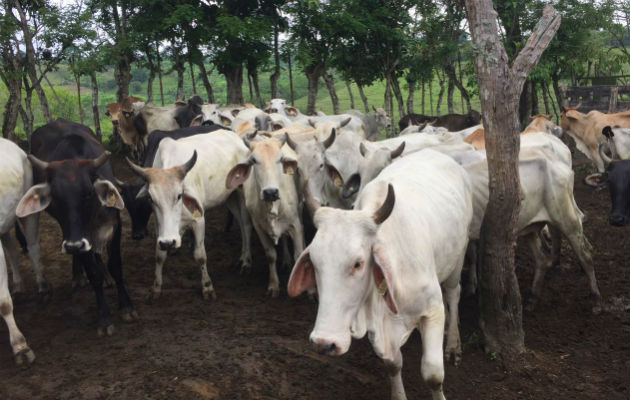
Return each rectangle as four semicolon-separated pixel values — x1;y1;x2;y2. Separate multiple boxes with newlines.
308;119;316;128
303;179;321;216
27;154;49;172
390;142;405;159
373;184;395;225
322;128;336;149
181;150;198;175
243;130;258;149
126;157;149;181
277;134;287;147
359;142;368;157
598;142;613;165
285;132;298;151
92;151;111;169
339;117;351;128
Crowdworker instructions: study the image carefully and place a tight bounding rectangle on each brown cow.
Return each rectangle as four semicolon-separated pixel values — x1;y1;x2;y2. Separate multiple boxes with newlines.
560;107;630;172
464;114;563;150
104;96;144;133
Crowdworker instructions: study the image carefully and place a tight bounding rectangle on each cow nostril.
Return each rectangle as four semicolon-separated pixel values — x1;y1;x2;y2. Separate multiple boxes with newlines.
262;188;279;201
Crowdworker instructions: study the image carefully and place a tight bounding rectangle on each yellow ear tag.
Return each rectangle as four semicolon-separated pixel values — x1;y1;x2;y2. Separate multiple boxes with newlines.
106;192;117;207
334;176;343;187
286;166;294;175
192;209;202;219
33;194;39;200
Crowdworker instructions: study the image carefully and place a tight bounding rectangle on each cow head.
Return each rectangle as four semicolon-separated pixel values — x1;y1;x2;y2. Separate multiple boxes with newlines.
226;135;297;202
126;151;201;251
174;98;203;128
265;98;287;114
343;142;405;199
468;109;482;124
16;152;124;254
288;183;397;356
117;177;152;240
372;106;391;131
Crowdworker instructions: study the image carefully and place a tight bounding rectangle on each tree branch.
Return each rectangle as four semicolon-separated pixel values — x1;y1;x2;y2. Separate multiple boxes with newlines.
510;5;561;85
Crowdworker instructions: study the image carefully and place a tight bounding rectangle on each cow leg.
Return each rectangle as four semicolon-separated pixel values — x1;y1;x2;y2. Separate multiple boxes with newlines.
383;349;407;400
72;254;88;290
549;225;562;267
226;190;252;273
565;231;602;314
464;241;478;296
257;231;280;298
149;244;167;302
525;232;553;312
418;301;446;400
105;220;137;322
443;254;463;366
20;214;51;302
79;252;113;336
0;247;35;365
1;232;23;296
192;218;215;301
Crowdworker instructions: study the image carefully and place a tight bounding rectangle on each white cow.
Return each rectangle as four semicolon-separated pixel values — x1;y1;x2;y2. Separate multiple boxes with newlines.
126;131;252;300
288;149;473;400
0;138;49;300
226;135;303;297
264;98;300;117
0;242;35;365
307;114;365;137
602;125;630;160
231;107;266;135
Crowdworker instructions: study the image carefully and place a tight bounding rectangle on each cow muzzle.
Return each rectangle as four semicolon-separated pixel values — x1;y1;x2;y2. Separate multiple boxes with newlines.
132;228;148;240
158;239;177;251
309;336;344;356
62;239;92;254
609;214;628;227
262;188;280;202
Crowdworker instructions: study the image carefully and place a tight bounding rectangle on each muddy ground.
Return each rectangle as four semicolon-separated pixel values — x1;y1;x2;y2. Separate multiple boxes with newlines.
0;154;628;400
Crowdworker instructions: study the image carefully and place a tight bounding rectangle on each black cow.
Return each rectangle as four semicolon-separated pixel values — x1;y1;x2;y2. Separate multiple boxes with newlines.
16;118;136;335
600;160;630;226
119;124;227;240
398;109;481;132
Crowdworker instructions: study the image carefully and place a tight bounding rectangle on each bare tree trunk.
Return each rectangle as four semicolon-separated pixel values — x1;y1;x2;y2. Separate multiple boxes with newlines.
174;49;185;100
357;84;369;112
531;81;539;115
421;81;425;114
464;0;560;359
519;80;533;127
322;71;339;114
247;72;254;103
76;74;84;125
444;63;472;113
224;64;244;105
196;60;215;103
429;77;434;114
458;50;465;113
156;40;165;106
447;73;455;114
147;68;155;104
345;79;355;110
251;72;263;108
406;81;415;115
189;56;197;95
1;79;21;141
384;73;394;137
305;64;323;115
391;75;405;119
20;85;35;138
13;0;52;123
436;71;445;116
270;24;280;99
90;72;101;141
287;51;294;105
541;80;551;116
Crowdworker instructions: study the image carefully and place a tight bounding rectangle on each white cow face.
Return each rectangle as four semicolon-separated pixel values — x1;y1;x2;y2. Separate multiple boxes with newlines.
127;152;203;251
343;142;405;199
288;184;396;356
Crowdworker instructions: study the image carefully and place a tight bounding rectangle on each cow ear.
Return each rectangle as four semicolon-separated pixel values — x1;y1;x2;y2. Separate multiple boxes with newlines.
226;163;252;189
190;114;203;127
287;248;316;297
286;106;298;116
231;109;241;118
281;157;298;175
220;113;233;125
16;183;52;218
93;179;125;210
183;192;204;218
372;243;398;314
326;163;343;187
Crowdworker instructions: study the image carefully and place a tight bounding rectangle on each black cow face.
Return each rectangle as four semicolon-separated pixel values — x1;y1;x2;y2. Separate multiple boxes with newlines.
16;153;124;253
606;160;630;226
119;178;152;240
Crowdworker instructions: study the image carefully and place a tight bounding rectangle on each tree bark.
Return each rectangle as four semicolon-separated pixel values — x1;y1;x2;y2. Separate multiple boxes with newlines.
444;63;472;113
156;40;165;106
305;63;323;115
224;64;244;105
391;75;405;119
1;37;22;141
270;24;280;99
541;80;551;116
287;51;294;105
196;60;215;103
76;74;84;125
147;68;155;104
91;72;101;141
13;0;52;123
345;79;355;110
447;73;455;114
428;77;434;114
174;48;185;100
357;84;369;112
247;72;254;103
519;80;533;128
464;0;560;359
435;71;445;116
112;3;131;102
406;81;415;115
322;71;339;114
251;72;263;108
421;81;425;114
189;56;197;95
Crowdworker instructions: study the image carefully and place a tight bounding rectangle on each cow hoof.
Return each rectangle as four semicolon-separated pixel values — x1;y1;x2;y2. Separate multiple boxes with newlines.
14;348;35;366
145;290;161;303
97;324;115;337
266;287;280;298
202;288;217;301
38;285;53;305
445;348;462;366
121;309;139;322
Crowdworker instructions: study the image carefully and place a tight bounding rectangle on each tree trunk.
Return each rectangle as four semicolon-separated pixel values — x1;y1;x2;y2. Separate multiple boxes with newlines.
436;72;445;116
76;74;84;125
458;50;465;113
384;73;394;137
519;80;533;128
322;71;339;114
20;86;35;138
541;80;551;116
421;81;425;114
270;24;280;99
156;40;165;106
174;49;185;100
531;81;539;116
464;0;560;359
13;0;52;123
251;72;263;108
406;81;415;115
546;80;560;122
1;79;21;141
115;56;131;102
189;56;197;95
91;72;101;141
196;60;215;103
147;68;155;104
305;64;323;115
247;72;254;103
444;63;472;113
346;79;355;110
447;73;455;114
357;84;369;112
551;74;564;109
429;77;434;114
391;75;405;119
224;64;244;105
287;51;294;105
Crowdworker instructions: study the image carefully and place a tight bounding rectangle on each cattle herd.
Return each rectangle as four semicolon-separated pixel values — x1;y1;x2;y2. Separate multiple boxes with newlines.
0;96;628;399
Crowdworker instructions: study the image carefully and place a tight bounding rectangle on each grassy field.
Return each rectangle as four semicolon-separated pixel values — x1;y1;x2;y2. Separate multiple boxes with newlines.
2;60;551;142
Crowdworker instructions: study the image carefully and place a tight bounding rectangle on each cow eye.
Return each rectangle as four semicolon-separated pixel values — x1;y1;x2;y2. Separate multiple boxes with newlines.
177;193;182;201
353;261;363;270
319;163;324;169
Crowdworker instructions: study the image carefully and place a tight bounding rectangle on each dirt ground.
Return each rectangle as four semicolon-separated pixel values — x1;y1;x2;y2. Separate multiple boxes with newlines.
0;154;628;400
